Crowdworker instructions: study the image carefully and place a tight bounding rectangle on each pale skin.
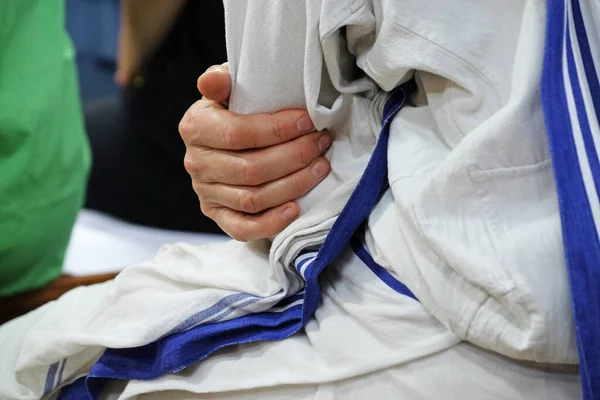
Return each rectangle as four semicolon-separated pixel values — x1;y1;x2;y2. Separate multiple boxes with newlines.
180;64;333;241
116;0;332;241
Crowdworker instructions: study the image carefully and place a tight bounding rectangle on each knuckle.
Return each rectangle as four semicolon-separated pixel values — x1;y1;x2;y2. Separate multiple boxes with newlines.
179;103;217;144
178;113;193;142
192;182;208;199
184;148;216;182
270;115;285;142
189;100;211;120
288;173;308;195
183;152;197;174
238;189;263;214
297;139;314;167
220;118;237;149
241;159;264;185
199;202;212;217
183;153;209;181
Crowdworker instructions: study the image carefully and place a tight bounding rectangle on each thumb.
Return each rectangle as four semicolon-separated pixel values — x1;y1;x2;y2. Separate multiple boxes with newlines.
197;62;231;104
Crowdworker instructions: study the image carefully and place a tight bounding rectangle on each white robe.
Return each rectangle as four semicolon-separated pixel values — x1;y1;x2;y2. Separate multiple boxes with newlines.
228;0;577;363
0;0;582;398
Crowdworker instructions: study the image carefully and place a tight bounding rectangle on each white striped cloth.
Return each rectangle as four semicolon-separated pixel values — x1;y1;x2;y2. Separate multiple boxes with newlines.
541;0;600;398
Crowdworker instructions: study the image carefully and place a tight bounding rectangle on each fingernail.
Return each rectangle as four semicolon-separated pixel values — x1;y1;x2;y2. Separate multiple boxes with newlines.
283;207;298;220
297;116;314;134
318;134;332;152
206;65;225;74
312;159;330;177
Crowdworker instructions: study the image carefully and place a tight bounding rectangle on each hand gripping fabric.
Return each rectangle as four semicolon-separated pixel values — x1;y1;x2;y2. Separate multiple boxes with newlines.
58;83;416;399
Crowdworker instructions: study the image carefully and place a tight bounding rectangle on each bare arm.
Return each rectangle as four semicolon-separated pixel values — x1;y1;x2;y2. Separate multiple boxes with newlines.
116;0;187;86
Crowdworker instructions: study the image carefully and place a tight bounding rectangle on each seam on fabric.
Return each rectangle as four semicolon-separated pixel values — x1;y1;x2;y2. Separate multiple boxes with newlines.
469;167;528;290
163;292;261;337
468;158;552;179
409;201;492;338
445;79;468;137
382;18;501;102
319;0;372;42
468;162;544;351
388;173;427;185
359;29;489;141
463;294;493;343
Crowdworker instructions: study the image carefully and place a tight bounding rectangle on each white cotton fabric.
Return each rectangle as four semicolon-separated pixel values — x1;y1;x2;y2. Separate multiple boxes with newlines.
0;249;580;400
229;0;577;363
0;0;580;398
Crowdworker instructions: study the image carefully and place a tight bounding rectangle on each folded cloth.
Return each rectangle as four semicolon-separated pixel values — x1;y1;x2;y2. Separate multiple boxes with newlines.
58;81;416;399
226;0;579;366
0;0;595;398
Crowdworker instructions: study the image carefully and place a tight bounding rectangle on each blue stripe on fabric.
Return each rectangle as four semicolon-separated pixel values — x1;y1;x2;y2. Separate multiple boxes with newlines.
571;0;600;130
43;362;59;396
296;256;316;273
350;234;418;301
301;84;413;324
56;358;67;391
208;297;262;324
542;1;600;399
567;17;600;200
165;292;258;336
299;260;315;278
566;7;600;399
79;306;305;398
61;83;415;400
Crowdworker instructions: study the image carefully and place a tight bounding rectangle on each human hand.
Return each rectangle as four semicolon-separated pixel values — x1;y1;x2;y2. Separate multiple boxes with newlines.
114;18;142;87
115;0;187;87
179;64;332;241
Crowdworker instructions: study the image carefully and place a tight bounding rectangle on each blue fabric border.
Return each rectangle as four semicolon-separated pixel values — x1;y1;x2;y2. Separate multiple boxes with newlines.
60;84;414;399
541;1;600;398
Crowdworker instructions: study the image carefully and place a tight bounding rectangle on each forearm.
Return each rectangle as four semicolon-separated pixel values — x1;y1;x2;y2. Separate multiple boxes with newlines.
117;0;187;84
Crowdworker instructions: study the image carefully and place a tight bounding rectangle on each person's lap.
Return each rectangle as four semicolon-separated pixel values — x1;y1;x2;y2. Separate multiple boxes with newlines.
103;332;581;399
0;244;448;396
103;251;581;399
0;243;581;398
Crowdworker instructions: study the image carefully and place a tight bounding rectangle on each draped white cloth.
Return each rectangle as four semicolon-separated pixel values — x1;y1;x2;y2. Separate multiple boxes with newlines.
0;0;584;398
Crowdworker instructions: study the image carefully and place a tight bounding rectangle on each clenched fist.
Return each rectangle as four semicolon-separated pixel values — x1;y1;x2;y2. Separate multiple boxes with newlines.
179;64;332;241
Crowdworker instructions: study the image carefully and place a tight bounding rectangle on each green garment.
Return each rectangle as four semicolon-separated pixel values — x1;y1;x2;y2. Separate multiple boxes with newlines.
0;1;90;296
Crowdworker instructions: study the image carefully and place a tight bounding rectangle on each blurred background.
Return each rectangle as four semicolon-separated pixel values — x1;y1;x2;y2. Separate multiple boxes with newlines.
66;0;120;103
1;0;229;323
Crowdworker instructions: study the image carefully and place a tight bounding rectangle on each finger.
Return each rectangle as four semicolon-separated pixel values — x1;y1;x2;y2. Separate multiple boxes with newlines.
179;98;226;145
114;70;130;87
197;63;231;103
198;157;331;214
179;105;316;150
208;202;301;242
185;130;332;186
